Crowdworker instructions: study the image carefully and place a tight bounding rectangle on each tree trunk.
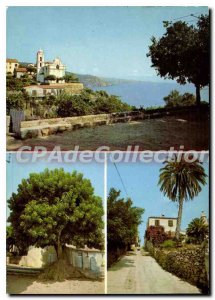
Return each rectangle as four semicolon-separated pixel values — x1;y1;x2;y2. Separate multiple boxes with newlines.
196;84;201;106
175;199;184;241
56;229;63;259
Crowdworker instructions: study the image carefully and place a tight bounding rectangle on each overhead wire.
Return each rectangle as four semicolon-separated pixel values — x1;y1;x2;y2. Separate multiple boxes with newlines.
113;163;129;198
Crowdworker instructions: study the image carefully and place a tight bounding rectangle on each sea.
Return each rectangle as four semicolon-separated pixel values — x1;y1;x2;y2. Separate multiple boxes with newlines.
93;81;209;108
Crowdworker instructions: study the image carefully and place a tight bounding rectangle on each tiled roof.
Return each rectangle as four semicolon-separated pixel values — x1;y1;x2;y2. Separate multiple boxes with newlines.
6;58;18;63
41;84;70;89
16;68;27;72
24;83;81;89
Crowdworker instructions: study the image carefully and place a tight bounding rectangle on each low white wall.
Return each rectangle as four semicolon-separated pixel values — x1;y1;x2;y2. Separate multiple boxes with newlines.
6;116;10;134
65;245;105;278
18;246;57;268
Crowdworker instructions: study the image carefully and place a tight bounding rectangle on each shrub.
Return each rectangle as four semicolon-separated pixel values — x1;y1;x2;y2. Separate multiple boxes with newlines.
45;75;56;81
6;92;24;114
145;226;168;246
163;90;196;108
56;89;133;117
186;217;208;244
160;239;176;248
63;74;79;83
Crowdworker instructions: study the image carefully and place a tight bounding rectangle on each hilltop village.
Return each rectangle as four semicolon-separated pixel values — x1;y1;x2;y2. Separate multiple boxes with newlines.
6;50;84;98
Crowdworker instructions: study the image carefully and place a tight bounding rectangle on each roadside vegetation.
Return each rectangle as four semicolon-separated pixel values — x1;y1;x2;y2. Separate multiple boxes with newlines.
6;77;134;118
107;188;144;267
144;157;209;293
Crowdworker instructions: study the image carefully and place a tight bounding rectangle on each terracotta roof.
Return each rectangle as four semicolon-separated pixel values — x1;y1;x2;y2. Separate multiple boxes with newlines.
16;68;27;72
24;83;81;89
6;58;18;63
41;84;71;89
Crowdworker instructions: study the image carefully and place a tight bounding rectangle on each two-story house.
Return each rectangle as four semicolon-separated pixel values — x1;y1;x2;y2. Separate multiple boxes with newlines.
147;215;178;237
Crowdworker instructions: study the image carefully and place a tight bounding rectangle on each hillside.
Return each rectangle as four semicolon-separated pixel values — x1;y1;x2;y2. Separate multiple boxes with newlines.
18;65;139;87
67;72;139;88
72;73;111;87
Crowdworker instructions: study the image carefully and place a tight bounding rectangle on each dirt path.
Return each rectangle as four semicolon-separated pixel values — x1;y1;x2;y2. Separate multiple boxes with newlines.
7;275;104;294
107;251;200;294
7;117;209;151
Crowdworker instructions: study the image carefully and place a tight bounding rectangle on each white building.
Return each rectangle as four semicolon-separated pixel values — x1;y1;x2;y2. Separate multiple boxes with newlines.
36;50;66;83
14;67;27;79
200;211;208;226
24;83;84;99
147;216;178;236
6;58;19;74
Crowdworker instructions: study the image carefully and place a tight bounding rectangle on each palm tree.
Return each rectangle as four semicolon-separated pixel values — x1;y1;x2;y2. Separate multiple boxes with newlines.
158;156;207;240
186;217;208;244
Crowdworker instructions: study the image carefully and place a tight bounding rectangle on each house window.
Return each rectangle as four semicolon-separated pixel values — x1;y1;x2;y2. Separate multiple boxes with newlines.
168;220;173;227
32;90;37;96
155;220;160;226
40;63;42;67
40;57;42;61
43;90;47;96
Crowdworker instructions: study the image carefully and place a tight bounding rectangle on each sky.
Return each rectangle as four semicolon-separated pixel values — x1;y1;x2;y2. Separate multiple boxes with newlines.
107;157;209;245
6;153;104;220
6;6;209;80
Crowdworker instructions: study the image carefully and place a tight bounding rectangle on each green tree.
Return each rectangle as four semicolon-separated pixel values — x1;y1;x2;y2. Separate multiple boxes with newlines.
186;217;208;244
6;225;15;253
26;66;37;73
6;92;24;114
56;89;133;117
6;76;37;91
147;14;209;105
158;157;207;241
94;94;132;114
8;168;104;259
63;73;79;83
108;188;144;251
45;75;56;81
163;90;196;108
56;92;94;117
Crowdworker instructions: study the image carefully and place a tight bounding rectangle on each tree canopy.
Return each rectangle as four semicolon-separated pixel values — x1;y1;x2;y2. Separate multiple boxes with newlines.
163;90;196;108
63;73;79;83
56;89;133;117
107;188;144;251
158;156;207;240
7;168;104;258
186;217;208;244
147;14;210;104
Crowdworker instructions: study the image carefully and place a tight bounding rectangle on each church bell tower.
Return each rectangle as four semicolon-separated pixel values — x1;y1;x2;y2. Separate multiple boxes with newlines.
36;50;44;82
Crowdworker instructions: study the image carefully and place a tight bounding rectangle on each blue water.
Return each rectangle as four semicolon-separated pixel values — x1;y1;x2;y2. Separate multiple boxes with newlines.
93;81;209;108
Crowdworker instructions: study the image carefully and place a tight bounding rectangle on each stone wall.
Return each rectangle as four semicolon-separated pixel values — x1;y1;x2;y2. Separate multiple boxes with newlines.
145;241;209;293
65;245;105;279
63;83;84;94
12;104;209;140
19;111;146;139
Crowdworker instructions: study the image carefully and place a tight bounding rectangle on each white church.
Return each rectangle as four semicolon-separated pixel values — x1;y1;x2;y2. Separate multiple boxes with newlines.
36;50;66;83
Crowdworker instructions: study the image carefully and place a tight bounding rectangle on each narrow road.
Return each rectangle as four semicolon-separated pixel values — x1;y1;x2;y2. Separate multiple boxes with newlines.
107;251;200;294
